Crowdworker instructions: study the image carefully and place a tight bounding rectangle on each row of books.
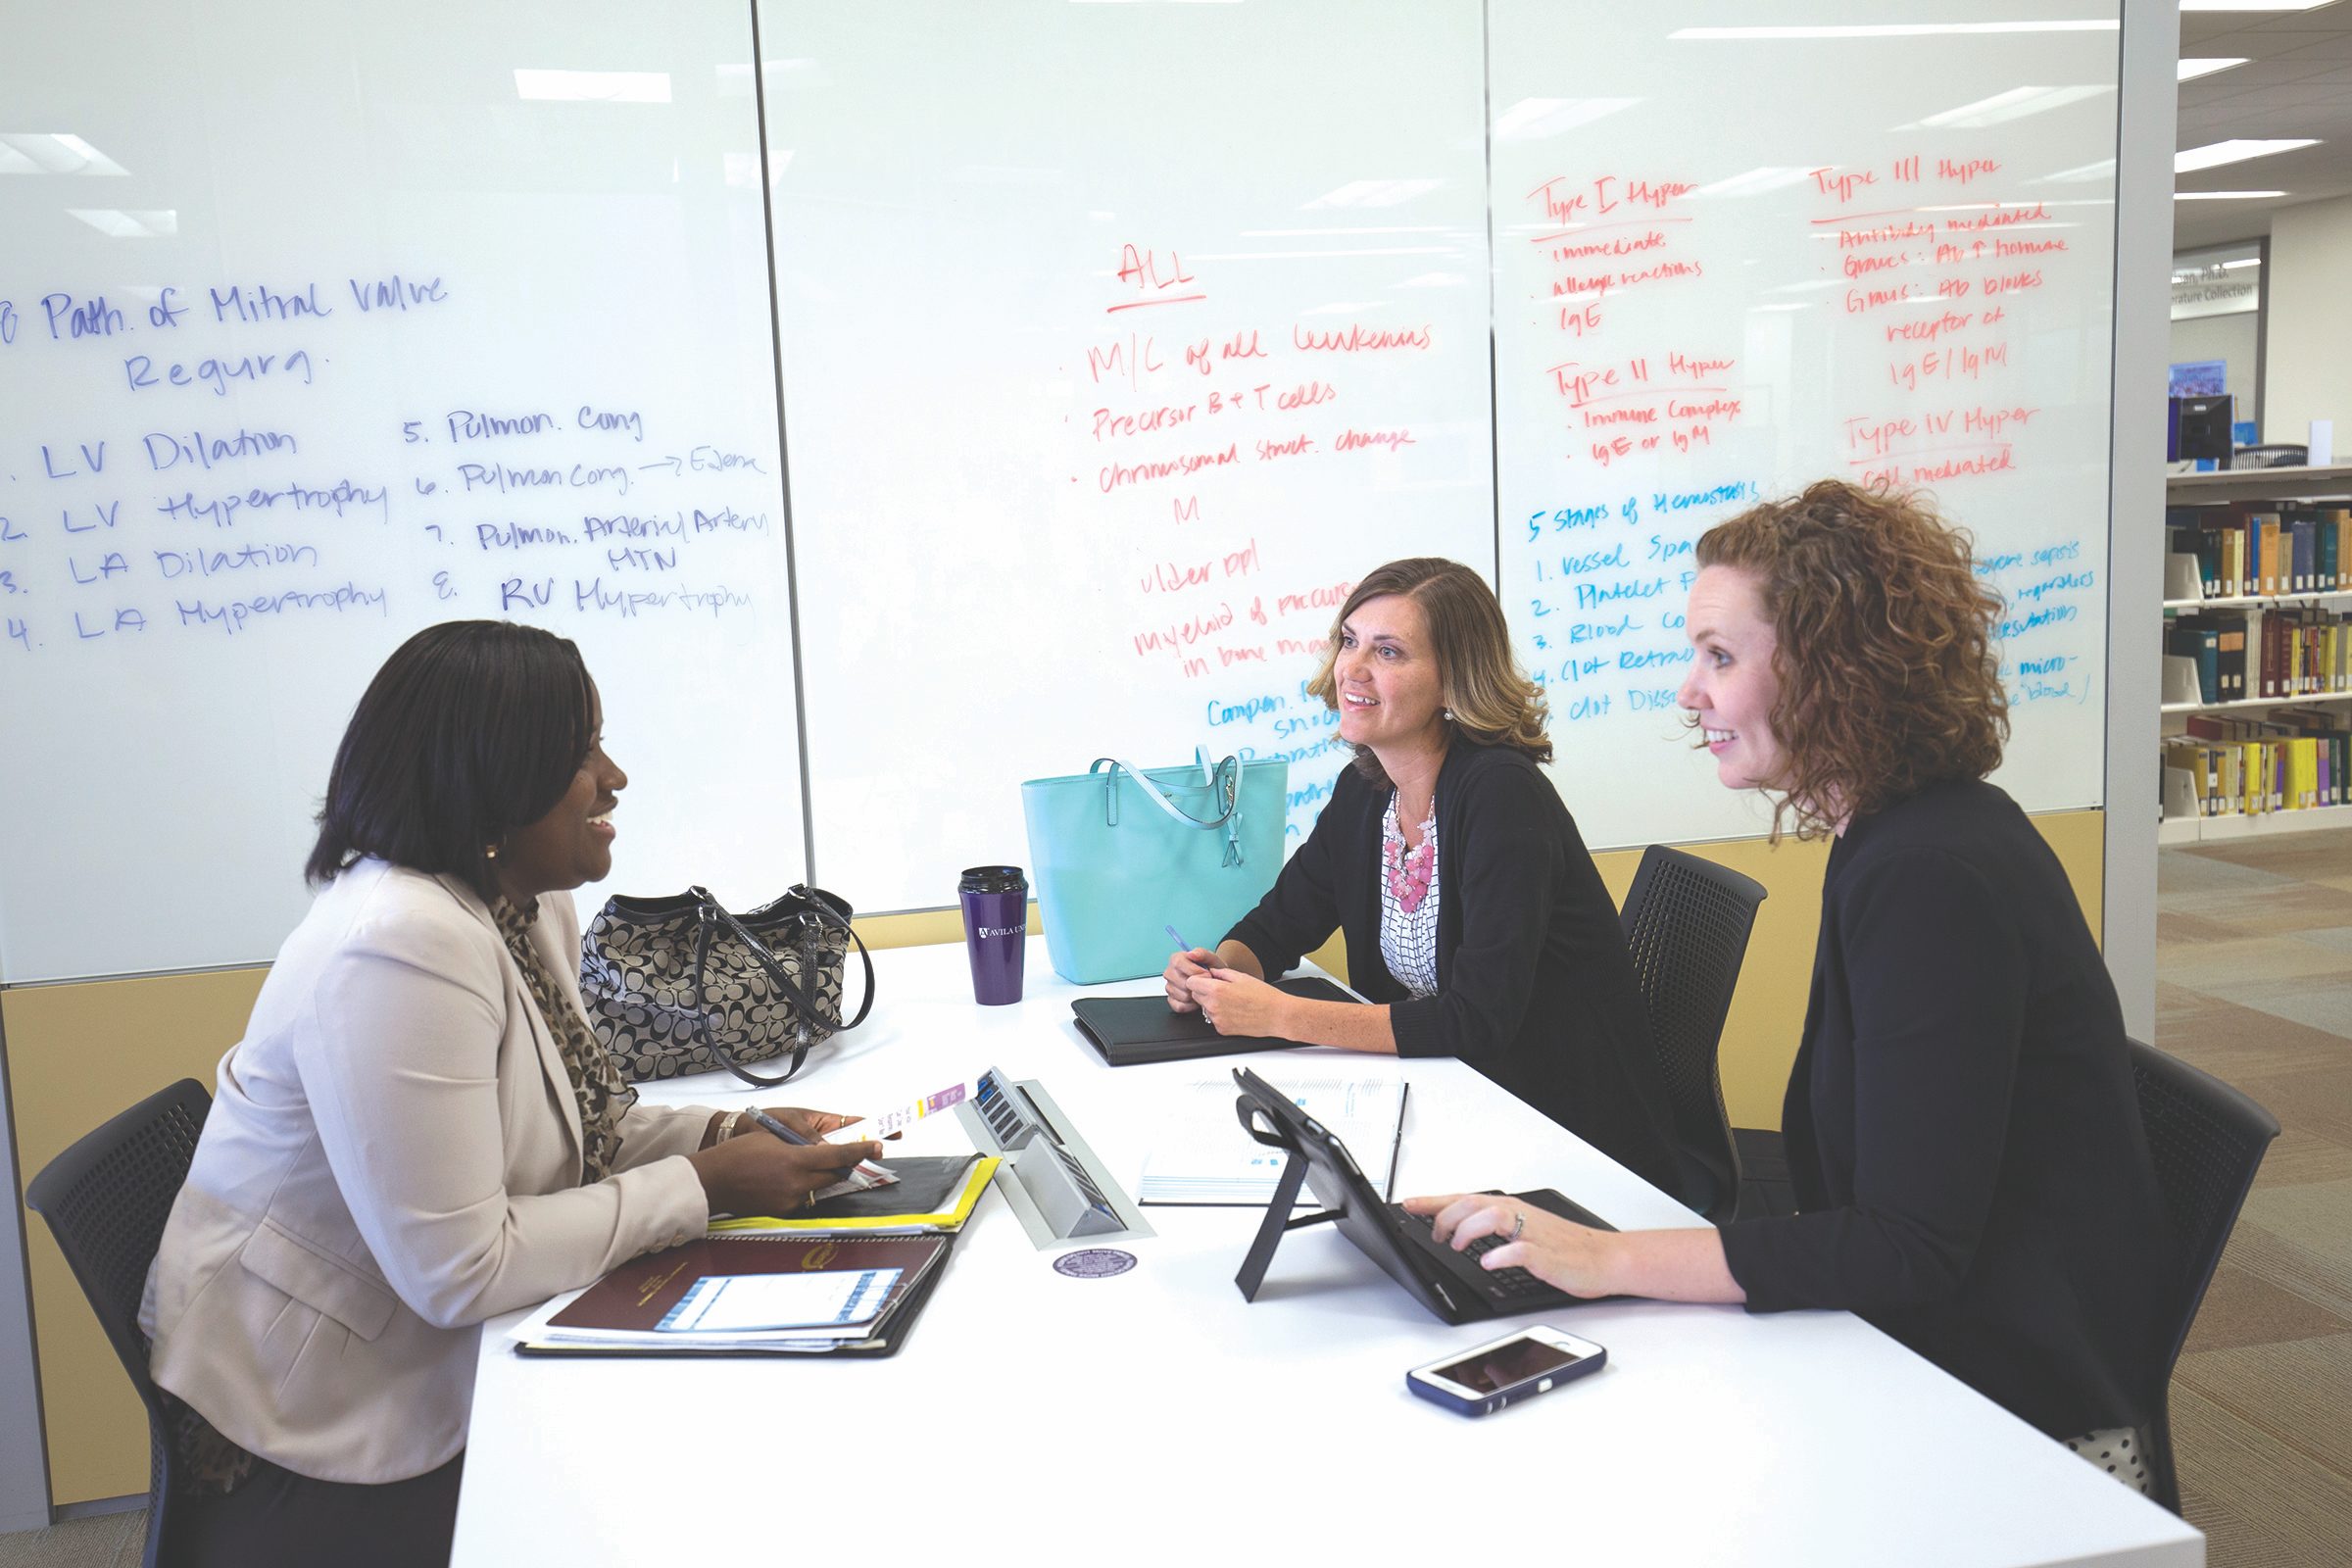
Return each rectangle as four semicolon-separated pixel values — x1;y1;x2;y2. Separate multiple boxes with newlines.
2167;504;2352;600
2165;607;2352;704
2163;712;2349;818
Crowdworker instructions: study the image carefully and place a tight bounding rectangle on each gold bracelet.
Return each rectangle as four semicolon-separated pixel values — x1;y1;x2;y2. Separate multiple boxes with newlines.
714;1110;744;1145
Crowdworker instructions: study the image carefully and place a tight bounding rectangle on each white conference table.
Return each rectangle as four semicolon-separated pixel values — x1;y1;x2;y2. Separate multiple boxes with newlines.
452;937;2201;1568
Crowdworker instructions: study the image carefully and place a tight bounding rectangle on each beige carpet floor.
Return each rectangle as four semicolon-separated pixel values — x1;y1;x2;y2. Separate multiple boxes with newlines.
4;829;2347;1565
2156;825;2352;1567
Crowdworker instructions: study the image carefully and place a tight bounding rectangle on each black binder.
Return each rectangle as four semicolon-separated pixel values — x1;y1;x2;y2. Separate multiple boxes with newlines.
1069;976;1355;1066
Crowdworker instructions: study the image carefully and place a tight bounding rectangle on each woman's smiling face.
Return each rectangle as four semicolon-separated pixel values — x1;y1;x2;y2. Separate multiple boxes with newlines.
1678;564;1789;793
498;685;626;901
1333;593;1446;756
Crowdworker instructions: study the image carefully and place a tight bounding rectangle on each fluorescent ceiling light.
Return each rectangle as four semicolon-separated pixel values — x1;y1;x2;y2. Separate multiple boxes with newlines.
1304;179;1444;210
1909;85;2112;129
1242;225;1446;236
2175;189;2284;200
1185;247;1452;261
513;69;671;103
1692;167;1817;198
2220;257;2262;269
2178;58;2248;82
1672;22;2117;38
2178;138;2318;172
1492;98;1642;140
66;208;175;237
0;132;127;175
2036;158;2116;184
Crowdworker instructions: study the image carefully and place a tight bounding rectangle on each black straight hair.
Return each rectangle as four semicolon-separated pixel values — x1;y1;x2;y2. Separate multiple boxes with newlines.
307;620;596;901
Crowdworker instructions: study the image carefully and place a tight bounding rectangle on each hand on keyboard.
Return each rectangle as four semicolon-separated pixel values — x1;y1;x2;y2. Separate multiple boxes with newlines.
1399;1192;1620;1299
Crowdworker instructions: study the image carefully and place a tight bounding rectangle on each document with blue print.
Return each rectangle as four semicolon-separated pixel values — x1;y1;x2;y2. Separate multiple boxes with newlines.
659;1268;901;1335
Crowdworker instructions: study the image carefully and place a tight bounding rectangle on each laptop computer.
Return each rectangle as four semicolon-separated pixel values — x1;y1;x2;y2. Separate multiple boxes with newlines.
1230;1065;1616;1326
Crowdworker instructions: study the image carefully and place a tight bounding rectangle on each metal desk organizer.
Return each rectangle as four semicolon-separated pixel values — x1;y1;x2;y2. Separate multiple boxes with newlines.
954;1067;1152;1249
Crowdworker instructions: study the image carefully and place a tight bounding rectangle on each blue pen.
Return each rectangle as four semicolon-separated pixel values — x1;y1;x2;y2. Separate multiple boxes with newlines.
1165;923;1198;954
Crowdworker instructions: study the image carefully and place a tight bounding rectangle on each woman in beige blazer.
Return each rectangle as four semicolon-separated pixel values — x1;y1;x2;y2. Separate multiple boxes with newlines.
142;620;879;1567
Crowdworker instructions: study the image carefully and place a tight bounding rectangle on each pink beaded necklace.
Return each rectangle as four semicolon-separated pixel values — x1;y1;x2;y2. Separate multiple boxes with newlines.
1385;796;1437;914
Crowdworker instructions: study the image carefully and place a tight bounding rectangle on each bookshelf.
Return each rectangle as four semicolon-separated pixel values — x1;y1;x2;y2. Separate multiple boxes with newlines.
2159;470;2352;843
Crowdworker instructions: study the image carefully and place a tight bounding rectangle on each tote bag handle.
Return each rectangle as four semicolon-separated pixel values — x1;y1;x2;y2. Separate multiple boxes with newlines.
685;884;875;1088
1089;756;1249;867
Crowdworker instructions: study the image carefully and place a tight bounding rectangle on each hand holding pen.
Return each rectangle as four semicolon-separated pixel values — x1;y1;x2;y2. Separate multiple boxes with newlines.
1163;923;1217;1013
745;1106;897;1184
686;1107;886;1217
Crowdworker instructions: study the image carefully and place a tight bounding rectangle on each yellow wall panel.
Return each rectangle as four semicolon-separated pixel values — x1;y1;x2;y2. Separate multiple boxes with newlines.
6;969;267;1506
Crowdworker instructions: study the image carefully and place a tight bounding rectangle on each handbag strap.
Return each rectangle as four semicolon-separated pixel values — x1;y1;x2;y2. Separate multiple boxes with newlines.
1088;757;1248;868
683;885;875;1088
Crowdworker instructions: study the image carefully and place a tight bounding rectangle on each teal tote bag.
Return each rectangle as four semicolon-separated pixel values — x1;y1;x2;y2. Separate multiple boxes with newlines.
1021;754;1288;984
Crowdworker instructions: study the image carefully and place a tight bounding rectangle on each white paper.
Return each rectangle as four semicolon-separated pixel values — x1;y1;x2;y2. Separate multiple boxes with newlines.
659;1268;902;1333
1139;1077;1407;1207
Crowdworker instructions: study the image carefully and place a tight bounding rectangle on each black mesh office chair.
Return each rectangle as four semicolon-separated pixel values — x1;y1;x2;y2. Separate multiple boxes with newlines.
1617;845;1768;1223
2129;1039;2278;1515
24;1078;212;1568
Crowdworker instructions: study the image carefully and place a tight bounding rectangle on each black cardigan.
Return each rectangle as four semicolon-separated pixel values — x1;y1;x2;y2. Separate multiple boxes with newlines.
1718;779;2175;1438
1224;741;1689;1201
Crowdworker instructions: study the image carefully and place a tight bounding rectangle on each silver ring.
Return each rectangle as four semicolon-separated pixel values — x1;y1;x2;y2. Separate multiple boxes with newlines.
1509;1210;1525;1243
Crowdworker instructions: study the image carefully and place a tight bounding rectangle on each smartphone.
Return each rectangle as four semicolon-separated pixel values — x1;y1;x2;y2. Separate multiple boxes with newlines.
1405;1325;1606;1416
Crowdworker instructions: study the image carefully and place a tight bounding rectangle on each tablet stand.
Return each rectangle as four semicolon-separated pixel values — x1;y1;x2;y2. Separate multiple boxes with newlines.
1233;1105;1343;1301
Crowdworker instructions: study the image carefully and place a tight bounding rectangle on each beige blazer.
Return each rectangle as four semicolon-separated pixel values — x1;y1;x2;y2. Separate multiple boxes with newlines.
142;859;711;1484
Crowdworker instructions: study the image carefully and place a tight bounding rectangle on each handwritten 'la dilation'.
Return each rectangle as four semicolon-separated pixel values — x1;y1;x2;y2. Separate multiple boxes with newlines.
0;270;786;653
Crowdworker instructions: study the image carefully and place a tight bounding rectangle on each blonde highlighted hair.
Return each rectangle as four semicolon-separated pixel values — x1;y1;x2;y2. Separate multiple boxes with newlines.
1306;558;1550;787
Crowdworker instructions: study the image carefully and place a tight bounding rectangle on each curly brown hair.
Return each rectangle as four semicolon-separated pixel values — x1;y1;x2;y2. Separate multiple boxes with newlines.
1693;480;2008;839
1305;557;1550;788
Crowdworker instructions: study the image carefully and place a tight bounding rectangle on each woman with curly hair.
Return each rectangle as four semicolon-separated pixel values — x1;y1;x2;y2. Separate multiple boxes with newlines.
1162;557;1692;1203
1407;483;2173;1489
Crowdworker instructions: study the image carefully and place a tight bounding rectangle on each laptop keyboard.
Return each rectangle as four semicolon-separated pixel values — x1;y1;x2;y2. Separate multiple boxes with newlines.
1395;1206;1553;1300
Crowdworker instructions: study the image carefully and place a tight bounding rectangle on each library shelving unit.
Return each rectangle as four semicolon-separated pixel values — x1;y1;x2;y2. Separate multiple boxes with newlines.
2157;466;2352;847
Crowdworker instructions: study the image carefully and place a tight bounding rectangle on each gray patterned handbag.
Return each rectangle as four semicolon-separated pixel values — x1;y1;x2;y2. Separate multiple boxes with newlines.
579;884;874;1086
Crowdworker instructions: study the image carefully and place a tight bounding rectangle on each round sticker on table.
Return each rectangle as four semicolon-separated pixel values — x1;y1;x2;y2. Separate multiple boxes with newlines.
1053;1248;1138;1279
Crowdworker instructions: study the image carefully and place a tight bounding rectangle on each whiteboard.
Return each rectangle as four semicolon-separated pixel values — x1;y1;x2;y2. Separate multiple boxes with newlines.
1487;0;2121;847
761;0;1496;913
0;0;2134;983
0;0;804;982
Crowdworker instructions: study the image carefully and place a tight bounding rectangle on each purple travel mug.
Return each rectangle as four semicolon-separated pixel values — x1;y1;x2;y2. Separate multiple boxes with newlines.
958;865;1028;1005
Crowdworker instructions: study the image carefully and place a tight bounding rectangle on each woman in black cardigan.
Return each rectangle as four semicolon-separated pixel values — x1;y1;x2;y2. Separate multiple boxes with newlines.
1408;482;2174;1491
1161;557;1690;1203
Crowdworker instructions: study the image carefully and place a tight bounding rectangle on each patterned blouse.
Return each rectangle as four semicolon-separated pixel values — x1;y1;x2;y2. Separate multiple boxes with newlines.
1377;790;1442;998
492;895;636;1183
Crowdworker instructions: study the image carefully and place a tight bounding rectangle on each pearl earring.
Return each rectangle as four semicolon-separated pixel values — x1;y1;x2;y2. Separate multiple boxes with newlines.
484;843;500;860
